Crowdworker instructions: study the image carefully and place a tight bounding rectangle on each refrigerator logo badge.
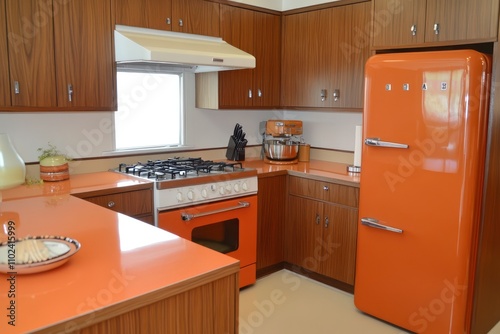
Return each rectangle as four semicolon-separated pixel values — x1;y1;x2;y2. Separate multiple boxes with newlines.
441;82;448;90
422;83;428;90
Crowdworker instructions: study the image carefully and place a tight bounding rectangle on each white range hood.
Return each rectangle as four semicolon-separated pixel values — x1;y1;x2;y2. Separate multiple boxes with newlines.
114;25;256;73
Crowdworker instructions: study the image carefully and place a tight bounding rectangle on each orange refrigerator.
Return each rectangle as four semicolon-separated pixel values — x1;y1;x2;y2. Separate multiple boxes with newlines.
354;50;491;333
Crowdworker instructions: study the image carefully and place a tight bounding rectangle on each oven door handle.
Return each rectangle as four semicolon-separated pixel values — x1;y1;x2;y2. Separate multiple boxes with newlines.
181;201;250;221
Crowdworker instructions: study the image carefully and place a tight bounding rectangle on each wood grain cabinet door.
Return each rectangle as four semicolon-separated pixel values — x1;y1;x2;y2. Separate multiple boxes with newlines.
425;0;499;43
219;5;254;108
53;0;116;110
5;0;57;107
285;195;323;271
282;10;331;108
172;0;220;37
115;0;172;31
252;10;281;108
0;0;10;107
318;204;358;285
282;2;369;109
371;0;426;48
335;2;371;109
424;0;467;43
256;175;286;271
464;0;499;41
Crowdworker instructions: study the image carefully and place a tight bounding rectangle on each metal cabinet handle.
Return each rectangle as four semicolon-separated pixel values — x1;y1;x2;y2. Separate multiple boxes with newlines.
179;19;183;27
323;185;329;191
107;201;115;208
433;23;439;35
248;89;253;98
361;217;403;233
14;81;20;94
67;84;73;102
166;18;171;25
181;201;250;221
315;213;320;225
320;89;327;101
324;216;329;228
333;89;340;102
258;89;262;97
365;138;409;149
410;24;417;36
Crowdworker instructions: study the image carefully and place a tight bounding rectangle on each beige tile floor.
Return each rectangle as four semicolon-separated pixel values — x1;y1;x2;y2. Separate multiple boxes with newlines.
239;270;500;334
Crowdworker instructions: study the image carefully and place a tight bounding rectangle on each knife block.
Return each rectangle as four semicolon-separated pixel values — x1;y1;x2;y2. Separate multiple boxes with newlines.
225;136;245;161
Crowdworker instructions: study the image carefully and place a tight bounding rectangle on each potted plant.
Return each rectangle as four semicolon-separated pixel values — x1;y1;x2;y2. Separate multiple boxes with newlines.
37;143;72;182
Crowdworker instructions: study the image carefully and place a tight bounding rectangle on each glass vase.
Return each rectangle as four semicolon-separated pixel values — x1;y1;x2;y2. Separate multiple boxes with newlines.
0;133;26;189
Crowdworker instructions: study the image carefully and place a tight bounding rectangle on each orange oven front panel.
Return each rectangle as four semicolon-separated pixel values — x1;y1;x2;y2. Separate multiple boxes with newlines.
158;195;257;288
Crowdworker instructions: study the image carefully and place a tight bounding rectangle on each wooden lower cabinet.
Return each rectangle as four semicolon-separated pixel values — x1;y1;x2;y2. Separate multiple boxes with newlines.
285;176;359;288
256;173;359;289
76;272;238;334
256;174;287;275
286;195;358;285
74;186;154;224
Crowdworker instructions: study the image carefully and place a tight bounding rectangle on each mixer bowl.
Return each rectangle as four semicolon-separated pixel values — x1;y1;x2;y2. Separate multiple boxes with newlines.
264;139;299;160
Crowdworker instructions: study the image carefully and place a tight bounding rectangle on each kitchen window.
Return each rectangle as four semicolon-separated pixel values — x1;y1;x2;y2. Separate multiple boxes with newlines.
114;69;185;151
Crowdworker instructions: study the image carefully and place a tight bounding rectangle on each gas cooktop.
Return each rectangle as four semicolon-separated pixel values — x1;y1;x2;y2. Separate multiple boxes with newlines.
115;157;257;190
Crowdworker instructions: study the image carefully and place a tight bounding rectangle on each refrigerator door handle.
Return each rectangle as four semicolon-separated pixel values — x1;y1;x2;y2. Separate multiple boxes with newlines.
361;217;403;234
365;137;409;149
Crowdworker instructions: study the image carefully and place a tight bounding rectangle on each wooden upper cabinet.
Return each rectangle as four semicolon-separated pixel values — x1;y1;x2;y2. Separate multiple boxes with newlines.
116;0;220;37
198;5;280;109
282;10;328;108
53;0;116;110
251;10;280;107
334;2;370;109
5;0;57;107
219;5;280;108
425;0;499;43
172;0;220;37
0;0;10;107
372;0;499;49
465;0;500;40
218;5;255;108
424;0;467;43
371;0;426;48
115;0;172;31
282;2;370;109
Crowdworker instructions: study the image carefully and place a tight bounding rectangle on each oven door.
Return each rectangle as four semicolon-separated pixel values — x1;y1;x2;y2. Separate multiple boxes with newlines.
157;195;257;288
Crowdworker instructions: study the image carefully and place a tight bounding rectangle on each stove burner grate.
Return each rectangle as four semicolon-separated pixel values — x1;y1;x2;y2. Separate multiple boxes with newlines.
118;158;244;180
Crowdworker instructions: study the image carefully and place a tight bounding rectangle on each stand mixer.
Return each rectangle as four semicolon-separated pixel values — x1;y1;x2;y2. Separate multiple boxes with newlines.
261;120;303;164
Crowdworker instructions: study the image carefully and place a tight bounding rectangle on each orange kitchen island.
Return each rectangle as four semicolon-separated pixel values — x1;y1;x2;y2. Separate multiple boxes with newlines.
0;195;240;333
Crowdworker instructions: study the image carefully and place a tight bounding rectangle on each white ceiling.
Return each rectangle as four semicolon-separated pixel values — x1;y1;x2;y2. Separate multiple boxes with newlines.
229;0;339;11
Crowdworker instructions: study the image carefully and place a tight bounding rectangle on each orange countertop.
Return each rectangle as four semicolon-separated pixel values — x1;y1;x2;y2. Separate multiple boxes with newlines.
237;158;360;187
0;196;239;333
1;171;153;201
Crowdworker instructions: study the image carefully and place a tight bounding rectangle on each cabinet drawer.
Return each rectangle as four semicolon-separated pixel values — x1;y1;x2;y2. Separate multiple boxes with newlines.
288;176;358;208
83;189;153;217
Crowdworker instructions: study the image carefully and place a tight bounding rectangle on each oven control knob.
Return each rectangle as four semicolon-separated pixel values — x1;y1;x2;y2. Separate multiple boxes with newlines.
187;190;195;201
234;183;240;192
219;186;225;195
210;184;217;192
176;192;183;202
242;181;248;191
201;188;208;198
225;184;232;193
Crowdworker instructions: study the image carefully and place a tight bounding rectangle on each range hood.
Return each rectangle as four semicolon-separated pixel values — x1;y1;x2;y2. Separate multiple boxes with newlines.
114;25;256;73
